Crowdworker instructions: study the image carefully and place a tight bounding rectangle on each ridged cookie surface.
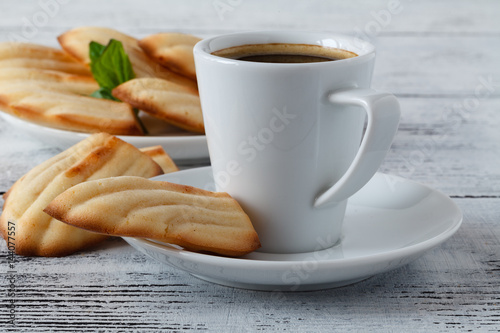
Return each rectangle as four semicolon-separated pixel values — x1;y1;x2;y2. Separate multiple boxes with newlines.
0;67;98;93
0;133;164;256
0;42;92;76
140;145;179;174
139;33;201;80
44;176;261;257
113;78;204;133
0;87;143;135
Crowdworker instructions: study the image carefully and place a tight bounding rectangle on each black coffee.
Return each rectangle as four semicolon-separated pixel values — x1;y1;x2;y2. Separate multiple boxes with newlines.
234;54;335;63
212;43;357;63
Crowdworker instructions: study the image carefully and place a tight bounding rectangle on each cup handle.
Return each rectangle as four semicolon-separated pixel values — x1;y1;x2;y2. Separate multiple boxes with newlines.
314;88;400;208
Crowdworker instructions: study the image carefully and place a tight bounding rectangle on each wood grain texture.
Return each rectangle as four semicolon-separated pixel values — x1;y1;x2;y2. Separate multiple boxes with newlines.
0;0;499;332
0;199;498;332
3;96;498;196
380;97;500;197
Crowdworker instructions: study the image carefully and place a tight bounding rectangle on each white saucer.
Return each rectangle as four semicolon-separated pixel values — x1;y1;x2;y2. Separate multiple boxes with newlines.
123;167;462;291
0;112;209;163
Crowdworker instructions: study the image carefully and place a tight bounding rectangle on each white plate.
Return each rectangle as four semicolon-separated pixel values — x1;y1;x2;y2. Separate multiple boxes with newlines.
123;167;462;291
0;112;209;164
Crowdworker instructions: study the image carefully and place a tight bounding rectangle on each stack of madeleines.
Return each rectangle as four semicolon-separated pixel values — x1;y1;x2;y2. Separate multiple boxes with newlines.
0;26;205;135
0;133;260;257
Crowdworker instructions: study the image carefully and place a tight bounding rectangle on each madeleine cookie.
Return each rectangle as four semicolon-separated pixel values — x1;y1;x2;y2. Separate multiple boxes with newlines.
0;87;143;135
58;26;197;92
0;42;92;76
139;33;201;80
44;176;261;257
0;75;98;96
0;41;82;62
0;67;98;90
0;58;93;76
113;78;204;133
140;146;179;174
0;133;164;256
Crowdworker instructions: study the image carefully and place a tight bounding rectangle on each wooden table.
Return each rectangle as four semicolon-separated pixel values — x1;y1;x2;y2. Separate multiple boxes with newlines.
1;0;499;331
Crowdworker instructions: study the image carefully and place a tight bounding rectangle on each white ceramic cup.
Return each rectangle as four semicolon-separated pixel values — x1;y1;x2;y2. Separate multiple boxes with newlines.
194;31;400;254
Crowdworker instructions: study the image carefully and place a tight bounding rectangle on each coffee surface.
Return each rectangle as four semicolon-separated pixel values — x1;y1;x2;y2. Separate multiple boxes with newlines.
212;43;357;63
234;54;334;63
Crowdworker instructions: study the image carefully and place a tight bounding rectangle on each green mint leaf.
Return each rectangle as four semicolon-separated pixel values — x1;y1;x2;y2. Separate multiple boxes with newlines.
90;87;119;101
89;39;147;133
89;41;106;64
89;39;135;91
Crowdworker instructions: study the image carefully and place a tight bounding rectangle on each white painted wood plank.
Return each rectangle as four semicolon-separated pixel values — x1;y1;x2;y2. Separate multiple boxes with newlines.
0;0;498;331
0;0;497;95
372;36;500;95
380;97;500;197
2;96;498;196
0;0;498;37
0;32;496;96
0;198;498;332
